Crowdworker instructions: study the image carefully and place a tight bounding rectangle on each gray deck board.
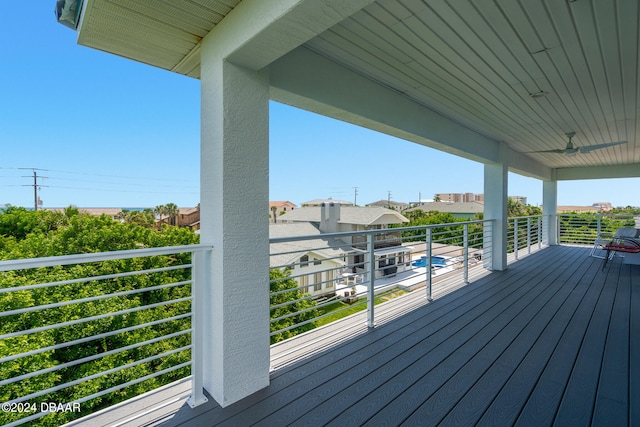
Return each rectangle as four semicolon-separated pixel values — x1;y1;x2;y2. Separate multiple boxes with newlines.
360;246;581;426
437;250;597;426
592;260;631;426
553;254;621;425
631;264;640;425
68;245;639;427
479;253;603;426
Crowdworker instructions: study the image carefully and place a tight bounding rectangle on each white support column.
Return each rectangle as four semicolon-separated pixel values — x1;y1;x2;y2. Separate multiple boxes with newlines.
199;39;270;407
543;180;558;246
484;143;509;271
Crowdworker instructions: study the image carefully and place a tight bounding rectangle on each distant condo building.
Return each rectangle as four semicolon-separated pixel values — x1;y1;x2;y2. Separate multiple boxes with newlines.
435;193;528;205
436;193;484;203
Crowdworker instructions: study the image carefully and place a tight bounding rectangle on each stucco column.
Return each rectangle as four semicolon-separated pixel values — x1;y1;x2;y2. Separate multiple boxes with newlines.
543;179;558;245
199;40;270;406
484;142;509;271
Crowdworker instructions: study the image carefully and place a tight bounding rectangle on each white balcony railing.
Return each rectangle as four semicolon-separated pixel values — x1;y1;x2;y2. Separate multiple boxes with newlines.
269;218;544;345
0;245;212;427
557;213;637;245
0;217;550;425
507;215;544;261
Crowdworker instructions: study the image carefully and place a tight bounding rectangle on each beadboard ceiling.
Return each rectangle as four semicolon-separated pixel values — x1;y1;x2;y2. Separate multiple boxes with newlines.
76;0;639;174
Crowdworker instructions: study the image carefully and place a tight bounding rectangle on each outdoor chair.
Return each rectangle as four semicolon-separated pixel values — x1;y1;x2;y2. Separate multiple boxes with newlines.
601;227;640;269
590;231;613;259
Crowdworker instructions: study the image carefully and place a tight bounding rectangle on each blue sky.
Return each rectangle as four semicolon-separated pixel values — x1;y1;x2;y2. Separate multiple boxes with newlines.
1;3;638;209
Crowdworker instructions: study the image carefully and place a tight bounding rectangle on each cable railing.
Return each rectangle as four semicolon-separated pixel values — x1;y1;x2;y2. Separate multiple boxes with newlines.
0;245;211;427
268;216;553;345
557;213;637;245
507;215;543;260
0;216;555;425
268;220;495;343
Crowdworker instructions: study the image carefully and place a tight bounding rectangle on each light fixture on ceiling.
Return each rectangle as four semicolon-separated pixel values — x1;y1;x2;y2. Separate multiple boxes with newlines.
529;91;548;99
55;0;84;30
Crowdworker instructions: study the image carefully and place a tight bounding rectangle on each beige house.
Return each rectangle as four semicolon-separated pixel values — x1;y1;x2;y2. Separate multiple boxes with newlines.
279;203;413;282
366;199;410;211
269;201;297;222
270;222;353;297
178;207;201;230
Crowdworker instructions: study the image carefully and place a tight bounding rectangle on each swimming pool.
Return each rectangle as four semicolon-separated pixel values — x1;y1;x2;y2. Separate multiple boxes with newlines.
411;255;450;268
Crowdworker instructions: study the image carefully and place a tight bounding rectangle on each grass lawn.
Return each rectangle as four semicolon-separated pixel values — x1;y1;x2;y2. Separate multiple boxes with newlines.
315;288;407;327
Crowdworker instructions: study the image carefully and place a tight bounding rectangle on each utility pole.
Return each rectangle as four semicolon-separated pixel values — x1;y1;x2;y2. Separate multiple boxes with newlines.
387;191;392;208
353;187;358;206
20;168;47;211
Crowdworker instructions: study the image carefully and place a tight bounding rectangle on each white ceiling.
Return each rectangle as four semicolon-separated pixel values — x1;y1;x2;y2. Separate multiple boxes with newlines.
75;0;639;176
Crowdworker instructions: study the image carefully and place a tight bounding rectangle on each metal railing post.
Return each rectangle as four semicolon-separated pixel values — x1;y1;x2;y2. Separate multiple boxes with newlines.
367;233;375;328
188;249;209;408
426;227;433;301
463;223;469;284
538;216;542;249
597;213;602;236
514;217;519;260
527;217;531;254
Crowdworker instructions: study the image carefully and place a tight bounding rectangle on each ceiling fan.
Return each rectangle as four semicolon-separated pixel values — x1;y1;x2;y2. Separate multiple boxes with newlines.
527;132;627;156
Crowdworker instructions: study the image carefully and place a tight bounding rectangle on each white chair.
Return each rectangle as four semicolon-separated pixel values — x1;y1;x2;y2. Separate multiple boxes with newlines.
590;231;613;259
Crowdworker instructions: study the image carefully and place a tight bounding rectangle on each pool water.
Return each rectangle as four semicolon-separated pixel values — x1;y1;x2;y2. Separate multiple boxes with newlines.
411;256;449;268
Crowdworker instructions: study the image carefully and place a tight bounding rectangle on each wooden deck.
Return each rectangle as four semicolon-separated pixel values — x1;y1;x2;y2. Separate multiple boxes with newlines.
70;245;639;426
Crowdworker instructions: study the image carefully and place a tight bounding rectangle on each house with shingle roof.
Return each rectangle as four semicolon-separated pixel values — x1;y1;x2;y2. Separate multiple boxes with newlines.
274;203;413;293
269;201;297;222
300;198;353;207
405;201;484;219
366;199;410;211
270;222;358;296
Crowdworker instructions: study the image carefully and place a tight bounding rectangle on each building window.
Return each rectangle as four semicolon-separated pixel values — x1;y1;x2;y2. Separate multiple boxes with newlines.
326;269;334;288
300;274;309;292
314;258;321;266
314;272;322;291
300;255;309;268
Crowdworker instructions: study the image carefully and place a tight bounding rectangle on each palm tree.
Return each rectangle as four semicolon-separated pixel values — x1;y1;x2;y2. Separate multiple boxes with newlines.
165;203;179;226
154;205;167;229
270;205;278;223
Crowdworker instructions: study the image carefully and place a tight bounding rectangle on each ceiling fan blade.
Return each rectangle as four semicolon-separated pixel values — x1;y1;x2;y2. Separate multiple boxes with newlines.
524;149;566;154
579;140;627;153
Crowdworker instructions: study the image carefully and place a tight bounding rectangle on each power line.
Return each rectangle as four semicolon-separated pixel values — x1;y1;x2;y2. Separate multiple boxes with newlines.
18;168;47;211
2;166;192;183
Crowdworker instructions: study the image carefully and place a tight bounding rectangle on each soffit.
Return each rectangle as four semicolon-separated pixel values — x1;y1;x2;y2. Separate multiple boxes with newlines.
77;0;241;77
75;0;639;173
303;0;639;171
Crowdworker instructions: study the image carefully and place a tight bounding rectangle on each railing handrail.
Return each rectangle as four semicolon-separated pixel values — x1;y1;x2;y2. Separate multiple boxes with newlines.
269;219;488;245
0;244;213;272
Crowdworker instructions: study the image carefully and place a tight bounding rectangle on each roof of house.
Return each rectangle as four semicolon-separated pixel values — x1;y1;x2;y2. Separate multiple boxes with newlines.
366;200;410;208
269;223;354;268
557;205;600;213
301;198;353;206
179;207;200;215
279;206;409;226
406;201;485;214
269;201;297;208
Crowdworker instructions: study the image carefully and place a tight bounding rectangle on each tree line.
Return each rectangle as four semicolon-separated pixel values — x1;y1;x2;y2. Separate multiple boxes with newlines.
0;206;311;426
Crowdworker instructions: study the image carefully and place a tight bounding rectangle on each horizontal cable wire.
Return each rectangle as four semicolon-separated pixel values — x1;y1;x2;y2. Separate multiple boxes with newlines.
1;329;191;387
0;297;191;340
0;280;191;317
0;264;190;294
0;312;192;364
7;346;191;405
